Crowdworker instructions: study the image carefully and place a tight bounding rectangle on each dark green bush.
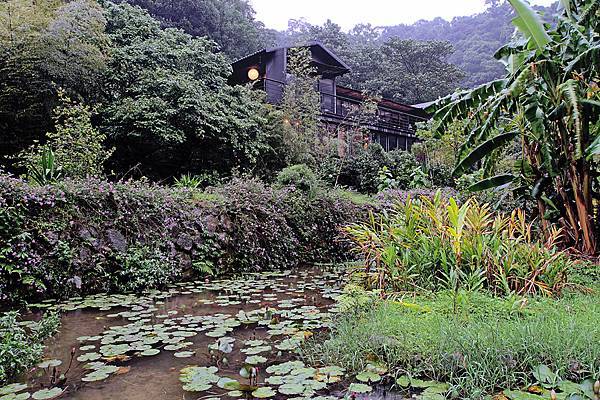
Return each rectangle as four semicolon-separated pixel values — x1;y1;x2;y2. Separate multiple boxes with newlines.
320;144;421;194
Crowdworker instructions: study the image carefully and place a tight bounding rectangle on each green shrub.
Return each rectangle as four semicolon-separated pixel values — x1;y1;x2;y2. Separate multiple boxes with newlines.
18;92;112;182
344;191;572;296
113;246;178;292
302;291;600;398
0;312;60;385
275;164;318;194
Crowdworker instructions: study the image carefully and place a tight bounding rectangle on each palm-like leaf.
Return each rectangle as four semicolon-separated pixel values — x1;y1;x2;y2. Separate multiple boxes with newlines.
508;0;552;51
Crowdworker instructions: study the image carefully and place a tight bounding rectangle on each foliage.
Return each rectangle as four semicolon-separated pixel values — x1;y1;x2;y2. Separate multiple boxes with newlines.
412;120;466;188
22;147;63;186
321;144;426;194
280;47;322;166
18;91;112;181
114;246;178;293
115;0;270;59
0;174;366;305
429;0;600;254
100;2;284;179
0;0;108;167
278;20;464;104
302;289;600;398
275;164;318;195
352;39;465;105
0;311;60;384
344;191;573;296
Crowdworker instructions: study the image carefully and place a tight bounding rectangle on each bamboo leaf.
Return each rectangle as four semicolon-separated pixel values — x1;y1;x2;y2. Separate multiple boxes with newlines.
468;174;515;192
508;0;552;51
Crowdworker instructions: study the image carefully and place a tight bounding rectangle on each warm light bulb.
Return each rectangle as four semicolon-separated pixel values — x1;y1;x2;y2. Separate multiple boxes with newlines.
247;68;260;81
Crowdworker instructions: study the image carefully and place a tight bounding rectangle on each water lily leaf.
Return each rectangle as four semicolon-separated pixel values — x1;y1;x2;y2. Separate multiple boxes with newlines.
217;377;238;389
180;366;219;392
532;365;558;385
265;376;284;385
251;387;276;398
81;372;110;382
31;388;64;400
37;360;62;369
504;390;545;400
0;392;30;400
245;356;267;365
77;353;101;362
173;351;195;358
226;390;243;397
348;383;372;393
396;375;410;387
266;361;305;375
139;349;160;356
0;384;28;396
278;383;305;395
356;371;381;383
241;345;271;355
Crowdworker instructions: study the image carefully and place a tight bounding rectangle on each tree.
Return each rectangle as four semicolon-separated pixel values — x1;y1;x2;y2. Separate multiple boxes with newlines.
430;0;600;254
0;0;108;167
113;0;269;59
99;2;284;179
364;39;465;104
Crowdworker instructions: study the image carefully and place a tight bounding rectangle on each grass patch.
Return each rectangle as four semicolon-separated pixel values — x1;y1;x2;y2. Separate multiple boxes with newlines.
301;288;600;399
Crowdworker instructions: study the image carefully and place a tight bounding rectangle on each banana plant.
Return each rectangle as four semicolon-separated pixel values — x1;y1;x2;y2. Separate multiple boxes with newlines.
428;0;600;254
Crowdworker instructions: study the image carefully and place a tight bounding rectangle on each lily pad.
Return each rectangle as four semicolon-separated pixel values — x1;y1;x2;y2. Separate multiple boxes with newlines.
0;384;28;396
278;383;305;395
81;372;110;382
37;360;62;369
173;351;194;358
348;383;372;393
0;392;30;400
244;355;267;365
356;370;381;383
77;353;101;362
139;348;160;356
251;387;276;398
31;388;64;400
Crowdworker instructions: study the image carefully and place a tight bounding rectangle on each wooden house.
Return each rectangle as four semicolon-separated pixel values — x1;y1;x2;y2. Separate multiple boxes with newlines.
229;42;429;151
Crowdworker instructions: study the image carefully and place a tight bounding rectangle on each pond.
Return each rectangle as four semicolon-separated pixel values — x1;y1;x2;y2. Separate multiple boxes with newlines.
5;267;362;400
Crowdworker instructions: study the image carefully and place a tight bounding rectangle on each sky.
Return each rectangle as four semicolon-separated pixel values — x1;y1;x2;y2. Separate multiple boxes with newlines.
250;0;557;31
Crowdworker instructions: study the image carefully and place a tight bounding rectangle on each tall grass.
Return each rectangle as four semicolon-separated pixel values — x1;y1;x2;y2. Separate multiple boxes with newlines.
344;191;572;296
301;290;600;398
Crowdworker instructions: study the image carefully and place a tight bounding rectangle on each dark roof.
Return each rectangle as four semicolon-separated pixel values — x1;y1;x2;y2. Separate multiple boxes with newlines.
232;41;351;75
336;86;429;118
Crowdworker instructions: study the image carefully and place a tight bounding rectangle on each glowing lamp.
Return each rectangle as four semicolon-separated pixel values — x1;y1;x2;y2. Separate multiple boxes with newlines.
247;67;260;81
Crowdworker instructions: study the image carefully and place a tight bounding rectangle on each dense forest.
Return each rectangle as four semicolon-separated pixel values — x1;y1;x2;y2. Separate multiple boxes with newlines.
0;0;558;180
120;0;557;92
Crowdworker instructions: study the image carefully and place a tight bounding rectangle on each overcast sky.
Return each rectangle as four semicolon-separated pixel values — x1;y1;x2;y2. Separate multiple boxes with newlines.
250;0;557;31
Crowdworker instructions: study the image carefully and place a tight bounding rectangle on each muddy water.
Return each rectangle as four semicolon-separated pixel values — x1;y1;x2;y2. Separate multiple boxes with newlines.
23;268;347;400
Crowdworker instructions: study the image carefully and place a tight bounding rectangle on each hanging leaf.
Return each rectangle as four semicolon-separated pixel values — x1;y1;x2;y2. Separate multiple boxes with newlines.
453;130;519;176
468;174;516;192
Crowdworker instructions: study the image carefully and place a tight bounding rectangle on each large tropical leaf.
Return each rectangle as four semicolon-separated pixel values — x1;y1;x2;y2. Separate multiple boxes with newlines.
508;0;552;51
453;130;519;176
468;174;516;192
